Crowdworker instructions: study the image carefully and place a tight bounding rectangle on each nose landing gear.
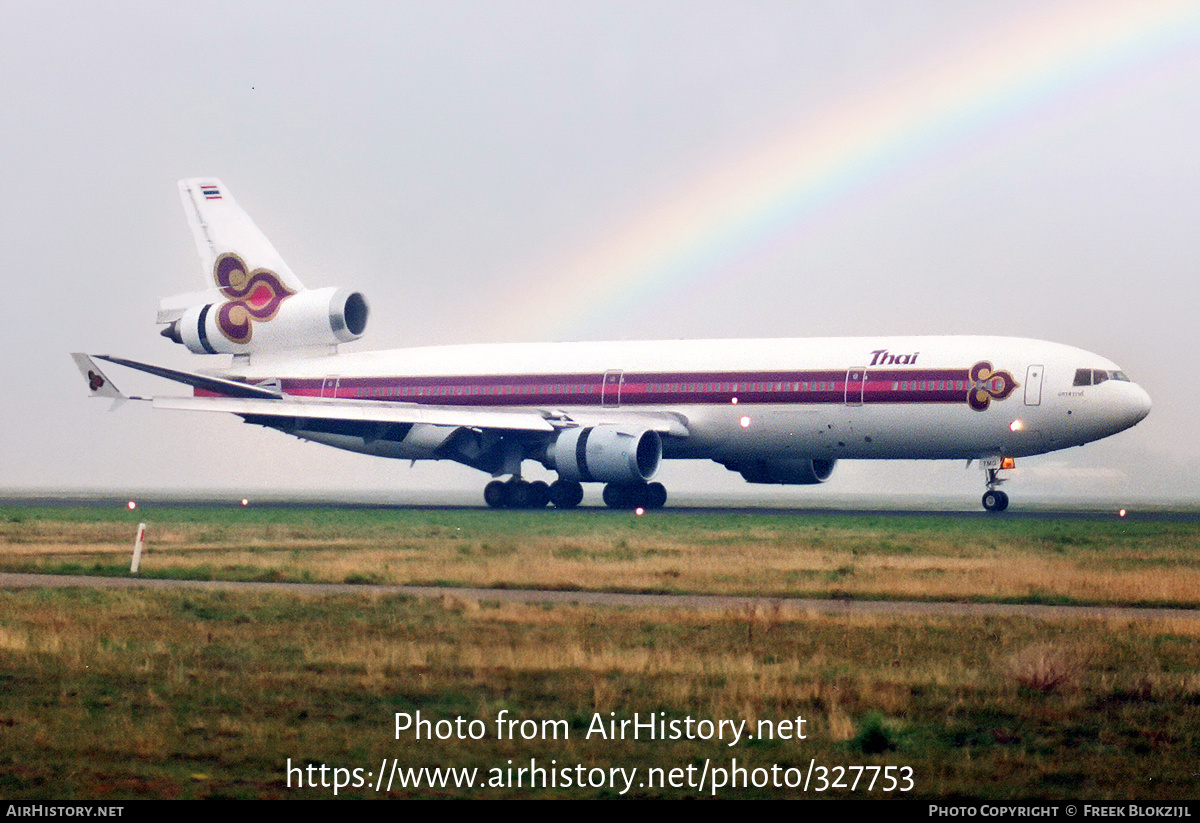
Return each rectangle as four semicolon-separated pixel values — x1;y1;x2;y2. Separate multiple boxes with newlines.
981;464;1010;512
982;485;1009;512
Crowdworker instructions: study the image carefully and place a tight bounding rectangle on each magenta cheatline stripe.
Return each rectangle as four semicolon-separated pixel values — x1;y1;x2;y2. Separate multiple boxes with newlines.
267;363;1015;412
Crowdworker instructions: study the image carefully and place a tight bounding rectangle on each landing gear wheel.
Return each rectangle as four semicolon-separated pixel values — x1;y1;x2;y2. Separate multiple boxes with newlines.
603;483;635;509
505;480;550;509
548;479;584;509
603;482;668;510
643;482;667;510
507;482;535;509
484;480;509;509
982;489;1009;512
526;480;551;509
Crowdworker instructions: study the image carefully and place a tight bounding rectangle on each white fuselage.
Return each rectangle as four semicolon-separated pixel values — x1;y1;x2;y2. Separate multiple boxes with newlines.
223;335;1151;465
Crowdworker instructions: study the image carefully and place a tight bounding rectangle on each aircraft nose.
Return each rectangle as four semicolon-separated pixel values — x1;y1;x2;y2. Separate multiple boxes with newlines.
1131;385;1151;425
1115;384;1151;431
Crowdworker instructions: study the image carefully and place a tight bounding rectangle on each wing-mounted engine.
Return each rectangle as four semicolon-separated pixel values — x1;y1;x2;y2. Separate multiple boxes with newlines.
550;426;662;483
160;286;369;355
724;457;836;485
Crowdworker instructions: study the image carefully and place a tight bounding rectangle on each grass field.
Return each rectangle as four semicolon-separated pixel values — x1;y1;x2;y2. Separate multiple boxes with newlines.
3;504;1200;607
2;504;1199;799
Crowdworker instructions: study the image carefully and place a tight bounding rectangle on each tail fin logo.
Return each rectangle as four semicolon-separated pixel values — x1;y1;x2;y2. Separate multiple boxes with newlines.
87;370;105;392
213;253;296;344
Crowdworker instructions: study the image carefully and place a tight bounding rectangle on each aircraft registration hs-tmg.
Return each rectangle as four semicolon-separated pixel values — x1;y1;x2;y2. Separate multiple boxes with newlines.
73;179;1151;511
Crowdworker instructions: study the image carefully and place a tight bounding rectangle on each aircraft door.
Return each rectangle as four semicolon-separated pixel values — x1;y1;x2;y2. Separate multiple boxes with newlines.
844;368;866;406
321;375;340;398
1024;365;1043;406
601;370;623;408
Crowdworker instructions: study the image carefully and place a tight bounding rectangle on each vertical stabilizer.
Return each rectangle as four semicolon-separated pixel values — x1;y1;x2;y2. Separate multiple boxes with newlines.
160;180;368;355
176;179;307;293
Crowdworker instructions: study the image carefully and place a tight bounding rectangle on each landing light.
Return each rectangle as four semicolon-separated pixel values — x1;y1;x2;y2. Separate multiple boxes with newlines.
241;498;249;507
731;397;738;405
1009;420;1024;432
127;501;137;510
1119;509;1127;518
635;507;644;516
740;416;751;428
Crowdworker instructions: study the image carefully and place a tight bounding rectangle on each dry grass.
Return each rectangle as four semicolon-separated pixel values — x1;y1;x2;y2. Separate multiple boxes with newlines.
4;506;1200;797
1006;643;1088;693
3;506;1199;608
2;585;1200;799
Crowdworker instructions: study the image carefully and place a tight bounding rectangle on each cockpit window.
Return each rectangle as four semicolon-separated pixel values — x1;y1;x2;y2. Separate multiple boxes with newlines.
1074;368;1131;386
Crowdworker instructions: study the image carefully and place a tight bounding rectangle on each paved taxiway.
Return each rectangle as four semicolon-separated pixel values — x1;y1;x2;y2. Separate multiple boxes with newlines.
2;572;1197;622
5;495;1200;520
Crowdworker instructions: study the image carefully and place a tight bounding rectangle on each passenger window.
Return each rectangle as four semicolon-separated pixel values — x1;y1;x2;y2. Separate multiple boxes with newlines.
1073;369;1092;387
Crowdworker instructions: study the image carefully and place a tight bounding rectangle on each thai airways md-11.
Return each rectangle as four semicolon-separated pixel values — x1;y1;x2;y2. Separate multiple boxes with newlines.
73;179;1151;511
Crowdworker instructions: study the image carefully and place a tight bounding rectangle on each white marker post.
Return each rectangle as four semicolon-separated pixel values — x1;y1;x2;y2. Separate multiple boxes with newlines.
131;522;147;574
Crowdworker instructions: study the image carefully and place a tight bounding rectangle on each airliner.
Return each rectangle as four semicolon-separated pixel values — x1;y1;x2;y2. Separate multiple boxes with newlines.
73;179;1151;511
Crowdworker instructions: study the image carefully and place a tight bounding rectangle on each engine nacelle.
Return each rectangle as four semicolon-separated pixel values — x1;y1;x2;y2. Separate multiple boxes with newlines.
731;458;836;485
163;287;369;355
552;426;662;484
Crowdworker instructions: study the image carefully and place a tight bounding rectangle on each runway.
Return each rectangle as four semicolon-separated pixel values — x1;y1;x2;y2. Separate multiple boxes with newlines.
2;571;1197;622
4;494;1200;521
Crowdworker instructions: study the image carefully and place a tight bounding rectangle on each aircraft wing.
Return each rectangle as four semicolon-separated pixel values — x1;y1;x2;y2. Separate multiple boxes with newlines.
73;353;689;437
152;395;559;432
89;354;282;399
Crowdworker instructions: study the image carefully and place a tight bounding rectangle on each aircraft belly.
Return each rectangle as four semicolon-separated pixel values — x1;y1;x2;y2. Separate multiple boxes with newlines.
684;404;1020;461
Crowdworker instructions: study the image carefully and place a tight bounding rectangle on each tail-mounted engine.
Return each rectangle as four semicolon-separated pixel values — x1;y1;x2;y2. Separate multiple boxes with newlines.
161;287;369;355
550;426;662;484
727;457;836;485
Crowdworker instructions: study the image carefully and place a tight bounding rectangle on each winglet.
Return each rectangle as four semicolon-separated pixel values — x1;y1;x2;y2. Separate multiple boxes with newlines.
71;353;130;410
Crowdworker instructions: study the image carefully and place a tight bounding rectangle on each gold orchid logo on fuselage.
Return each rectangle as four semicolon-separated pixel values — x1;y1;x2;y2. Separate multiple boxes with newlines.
967;361;1019;411
212;253;296;344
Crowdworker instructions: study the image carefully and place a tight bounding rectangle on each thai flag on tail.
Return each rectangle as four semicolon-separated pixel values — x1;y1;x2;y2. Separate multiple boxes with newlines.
201;184;222;200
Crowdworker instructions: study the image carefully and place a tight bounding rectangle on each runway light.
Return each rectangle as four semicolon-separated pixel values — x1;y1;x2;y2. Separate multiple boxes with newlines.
635;507;644;516
241;498;249;507
740;416;751;428
1119;509;1127;518
127;501;136;510
1009;419;1024;432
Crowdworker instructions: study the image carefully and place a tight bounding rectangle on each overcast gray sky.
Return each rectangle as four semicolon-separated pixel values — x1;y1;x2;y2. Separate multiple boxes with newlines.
4;0;1198;507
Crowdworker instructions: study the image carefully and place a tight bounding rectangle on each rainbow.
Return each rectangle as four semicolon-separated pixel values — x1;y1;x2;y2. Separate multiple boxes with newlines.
485;0;1200;341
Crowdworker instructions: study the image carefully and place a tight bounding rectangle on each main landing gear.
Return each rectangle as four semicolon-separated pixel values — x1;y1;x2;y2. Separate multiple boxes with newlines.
484;478;584;509
601;481;667;511
482;478;668;510
981;467;1010;512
